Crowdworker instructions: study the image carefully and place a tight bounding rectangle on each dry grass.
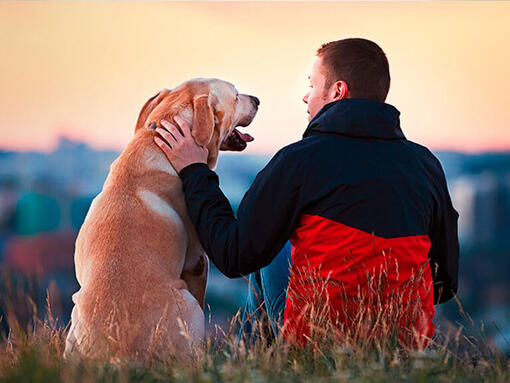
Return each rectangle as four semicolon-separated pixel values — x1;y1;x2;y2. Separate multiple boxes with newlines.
0;269;508;383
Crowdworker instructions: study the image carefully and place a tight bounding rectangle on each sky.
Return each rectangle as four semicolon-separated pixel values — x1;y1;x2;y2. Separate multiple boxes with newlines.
1;1;509;155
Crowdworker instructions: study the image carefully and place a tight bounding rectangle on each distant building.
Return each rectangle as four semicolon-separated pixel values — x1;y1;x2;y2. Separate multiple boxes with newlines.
450;176;476;243
3;231;76;275
449;169;510;249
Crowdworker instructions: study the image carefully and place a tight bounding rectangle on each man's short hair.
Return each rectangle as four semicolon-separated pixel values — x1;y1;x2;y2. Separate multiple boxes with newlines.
317;38;391;102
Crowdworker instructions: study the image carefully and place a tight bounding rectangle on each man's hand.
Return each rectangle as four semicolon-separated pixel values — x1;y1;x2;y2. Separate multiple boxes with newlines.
154;116;209;173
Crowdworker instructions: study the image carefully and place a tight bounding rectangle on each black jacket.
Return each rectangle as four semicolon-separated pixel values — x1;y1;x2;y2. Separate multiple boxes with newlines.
179;98;460;304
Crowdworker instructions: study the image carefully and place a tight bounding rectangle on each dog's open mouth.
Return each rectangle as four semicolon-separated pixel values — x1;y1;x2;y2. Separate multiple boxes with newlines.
220;128;254;151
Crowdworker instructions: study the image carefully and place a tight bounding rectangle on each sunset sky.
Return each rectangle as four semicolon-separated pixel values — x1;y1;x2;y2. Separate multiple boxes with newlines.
1;1;509;155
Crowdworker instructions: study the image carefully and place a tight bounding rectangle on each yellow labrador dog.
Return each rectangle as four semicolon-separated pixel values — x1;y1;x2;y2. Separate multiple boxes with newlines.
64;78;258;362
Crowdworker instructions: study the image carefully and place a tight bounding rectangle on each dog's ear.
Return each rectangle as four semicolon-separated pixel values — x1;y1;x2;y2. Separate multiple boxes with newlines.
135;91;162;132
192;94;215;146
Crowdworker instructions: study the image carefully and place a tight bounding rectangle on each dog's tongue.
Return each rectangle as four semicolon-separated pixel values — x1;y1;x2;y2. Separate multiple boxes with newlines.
235;129;254;142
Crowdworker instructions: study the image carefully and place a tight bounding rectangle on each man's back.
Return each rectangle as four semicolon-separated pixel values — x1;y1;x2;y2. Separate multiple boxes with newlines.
273;98;459;344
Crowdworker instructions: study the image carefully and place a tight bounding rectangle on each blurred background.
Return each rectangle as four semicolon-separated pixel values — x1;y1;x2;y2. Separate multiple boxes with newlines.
0;2;509;352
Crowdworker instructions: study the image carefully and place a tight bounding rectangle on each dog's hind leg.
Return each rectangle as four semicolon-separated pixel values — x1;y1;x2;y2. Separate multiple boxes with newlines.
64;305;81;360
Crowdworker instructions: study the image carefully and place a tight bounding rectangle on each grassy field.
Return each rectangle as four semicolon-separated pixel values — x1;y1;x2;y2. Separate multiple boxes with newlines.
0;302;508;382
0;271;508;382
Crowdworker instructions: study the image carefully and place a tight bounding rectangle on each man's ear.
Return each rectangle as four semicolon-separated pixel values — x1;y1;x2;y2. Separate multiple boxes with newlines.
192;94;215;146
134;91;162;132
332;80;349;101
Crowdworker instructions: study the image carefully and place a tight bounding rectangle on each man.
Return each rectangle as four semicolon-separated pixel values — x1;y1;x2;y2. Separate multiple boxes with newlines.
154;38;459;347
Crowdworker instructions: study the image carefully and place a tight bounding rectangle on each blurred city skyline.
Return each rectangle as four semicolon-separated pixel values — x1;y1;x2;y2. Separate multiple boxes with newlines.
1;1;510;154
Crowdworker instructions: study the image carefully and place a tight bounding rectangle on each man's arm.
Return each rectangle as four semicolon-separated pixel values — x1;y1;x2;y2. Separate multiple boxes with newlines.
154;117;303;277
178;148;303;278
428;163;460;304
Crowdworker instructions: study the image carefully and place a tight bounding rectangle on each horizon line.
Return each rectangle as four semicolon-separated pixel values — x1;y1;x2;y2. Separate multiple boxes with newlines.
1;136;509;156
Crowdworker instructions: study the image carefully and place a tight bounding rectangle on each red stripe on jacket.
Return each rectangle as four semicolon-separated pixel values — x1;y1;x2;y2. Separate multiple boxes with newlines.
284;214;435;348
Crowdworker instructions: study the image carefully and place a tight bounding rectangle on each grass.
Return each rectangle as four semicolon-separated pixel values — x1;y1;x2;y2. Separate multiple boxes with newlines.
0;270;508;382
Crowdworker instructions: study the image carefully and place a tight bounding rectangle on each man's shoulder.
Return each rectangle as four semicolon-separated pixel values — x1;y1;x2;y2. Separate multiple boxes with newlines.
403;139;446;180
259;138;322;176
271;138;312;161
274;136;329;159
403;138;432;154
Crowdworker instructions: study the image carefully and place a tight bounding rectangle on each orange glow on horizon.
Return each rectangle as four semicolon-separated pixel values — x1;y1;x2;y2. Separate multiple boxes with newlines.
1;2;509;155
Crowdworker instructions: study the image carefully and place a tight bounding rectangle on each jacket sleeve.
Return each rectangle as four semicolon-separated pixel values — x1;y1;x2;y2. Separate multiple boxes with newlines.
428;162;460;304
178;149;303;278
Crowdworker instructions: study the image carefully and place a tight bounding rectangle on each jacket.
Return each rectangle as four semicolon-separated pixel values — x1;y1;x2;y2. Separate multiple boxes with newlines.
179;98;460;343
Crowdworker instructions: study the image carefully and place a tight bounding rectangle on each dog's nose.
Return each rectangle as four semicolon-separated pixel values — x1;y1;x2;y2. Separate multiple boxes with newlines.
251;96;260;106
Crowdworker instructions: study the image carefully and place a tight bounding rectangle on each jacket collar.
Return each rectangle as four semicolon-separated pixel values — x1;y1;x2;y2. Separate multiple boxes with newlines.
302;98;405;140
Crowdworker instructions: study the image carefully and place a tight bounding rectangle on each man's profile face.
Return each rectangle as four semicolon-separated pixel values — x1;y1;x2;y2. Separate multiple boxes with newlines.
303;57;334;122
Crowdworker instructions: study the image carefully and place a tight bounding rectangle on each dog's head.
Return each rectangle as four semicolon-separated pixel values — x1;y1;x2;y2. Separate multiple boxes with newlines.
135;78;259;169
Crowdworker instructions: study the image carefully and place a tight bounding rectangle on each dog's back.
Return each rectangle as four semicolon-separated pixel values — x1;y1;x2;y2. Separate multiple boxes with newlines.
65;131;205;361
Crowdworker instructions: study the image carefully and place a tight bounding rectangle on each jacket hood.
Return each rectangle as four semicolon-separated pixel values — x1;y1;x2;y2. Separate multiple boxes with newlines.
302;98;405;140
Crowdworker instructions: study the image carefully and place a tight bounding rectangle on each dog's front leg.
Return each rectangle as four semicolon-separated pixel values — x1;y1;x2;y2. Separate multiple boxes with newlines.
181;252;209;310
